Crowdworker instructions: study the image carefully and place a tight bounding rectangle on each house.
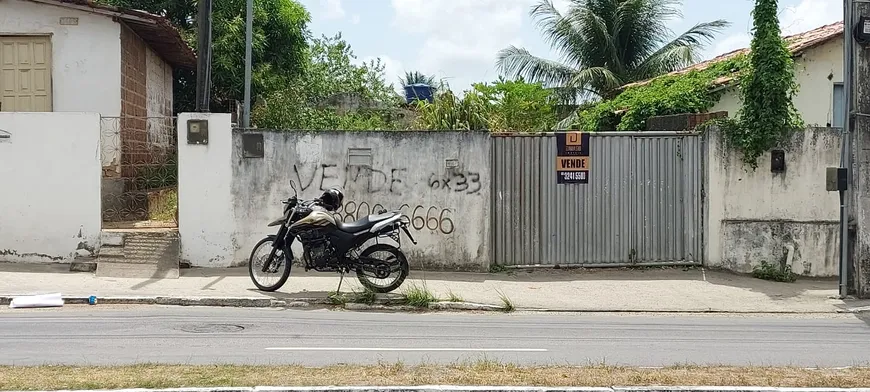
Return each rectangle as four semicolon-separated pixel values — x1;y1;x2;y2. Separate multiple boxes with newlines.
0;0;196;171
622;21;844;128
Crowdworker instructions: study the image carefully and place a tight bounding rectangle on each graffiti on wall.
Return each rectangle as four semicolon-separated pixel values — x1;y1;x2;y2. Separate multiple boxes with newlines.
334;201;455;235
293;163;482;197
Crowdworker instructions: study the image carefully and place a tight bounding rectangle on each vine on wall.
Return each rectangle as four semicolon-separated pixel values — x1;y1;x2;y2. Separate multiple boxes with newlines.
717;0;803;169
574;56;747;132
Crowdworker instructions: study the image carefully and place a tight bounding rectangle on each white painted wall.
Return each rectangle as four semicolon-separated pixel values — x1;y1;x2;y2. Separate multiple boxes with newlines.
146;46;173;146
705;126;841;276
709;38;844;127
1;0;123;169
0;112;102;263
177;113;236;267
1;0;122;115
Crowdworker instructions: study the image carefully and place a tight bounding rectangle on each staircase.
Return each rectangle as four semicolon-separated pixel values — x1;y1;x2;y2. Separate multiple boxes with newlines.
96;228;180;279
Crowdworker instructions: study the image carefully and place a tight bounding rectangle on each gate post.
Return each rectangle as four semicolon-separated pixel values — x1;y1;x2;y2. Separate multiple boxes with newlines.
177;113;236;267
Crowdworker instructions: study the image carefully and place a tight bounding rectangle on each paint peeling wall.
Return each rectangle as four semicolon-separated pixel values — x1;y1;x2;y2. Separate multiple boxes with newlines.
145;46;174;146
0;113;102;263
705;126;842;276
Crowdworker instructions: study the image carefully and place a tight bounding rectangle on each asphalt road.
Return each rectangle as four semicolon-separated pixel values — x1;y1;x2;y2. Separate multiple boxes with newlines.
1;306;869;367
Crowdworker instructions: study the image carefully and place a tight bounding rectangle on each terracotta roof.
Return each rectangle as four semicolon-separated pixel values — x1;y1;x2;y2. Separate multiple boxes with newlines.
24;0;197;69
620;21;843;90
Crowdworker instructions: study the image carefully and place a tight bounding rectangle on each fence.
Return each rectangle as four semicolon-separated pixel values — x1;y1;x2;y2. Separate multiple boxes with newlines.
100;115;178;226
491;132;703;267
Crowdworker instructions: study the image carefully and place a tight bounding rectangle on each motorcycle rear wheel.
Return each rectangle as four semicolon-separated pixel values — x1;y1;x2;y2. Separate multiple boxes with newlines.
248;237;291;292
355;244;410;293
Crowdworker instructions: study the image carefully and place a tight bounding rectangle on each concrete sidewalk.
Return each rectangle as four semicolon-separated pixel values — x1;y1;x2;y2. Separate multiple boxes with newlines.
0;262;866;313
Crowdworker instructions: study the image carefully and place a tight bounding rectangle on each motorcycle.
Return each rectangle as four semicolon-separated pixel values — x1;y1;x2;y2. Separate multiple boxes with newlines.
247;181;416;294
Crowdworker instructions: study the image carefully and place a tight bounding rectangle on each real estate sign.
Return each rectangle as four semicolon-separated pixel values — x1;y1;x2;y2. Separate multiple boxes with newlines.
555;132;590;184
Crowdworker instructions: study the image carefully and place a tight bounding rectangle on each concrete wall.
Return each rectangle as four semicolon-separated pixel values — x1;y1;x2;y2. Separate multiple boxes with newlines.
0;112;102;263
177;114;492;270
145;46;174;146
1;0;122;116
710;38;844;127
705;126;842;276
177;113;235;267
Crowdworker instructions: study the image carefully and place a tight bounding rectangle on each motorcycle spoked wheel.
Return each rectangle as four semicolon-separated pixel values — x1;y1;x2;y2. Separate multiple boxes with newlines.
355;244;410;293
248;237;292;292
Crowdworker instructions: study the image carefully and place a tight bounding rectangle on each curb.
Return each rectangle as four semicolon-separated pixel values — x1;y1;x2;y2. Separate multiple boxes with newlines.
1;295;866;314
6;386;870;392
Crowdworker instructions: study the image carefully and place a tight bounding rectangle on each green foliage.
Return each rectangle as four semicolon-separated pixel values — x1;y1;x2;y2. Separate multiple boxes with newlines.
251;33;402;130
96;0;311;112
574;56;746;131
497;0;729;101
719;0;803;169
401;283;437;308
415;78;557;132
752;260;798;283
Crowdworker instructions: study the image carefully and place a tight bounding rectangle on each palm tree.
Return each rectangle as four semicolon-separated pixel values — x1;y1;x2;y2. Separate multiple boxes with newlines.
399;71;438;89
496;0;730;101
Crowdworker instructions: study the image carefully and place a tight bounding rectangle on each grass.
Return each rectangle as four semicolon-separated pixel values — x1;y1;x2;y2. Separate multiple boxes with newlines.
752;260;798;283
496;289;515;312
445;290;463;303
1;363;869;390
328;288;377;305
401;283;437;308
147;188;178;222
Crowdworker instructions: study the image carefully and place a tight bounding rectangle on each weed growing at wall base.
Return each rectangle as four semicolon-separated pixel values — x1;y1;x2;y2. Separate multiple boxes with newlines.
752;260;798;283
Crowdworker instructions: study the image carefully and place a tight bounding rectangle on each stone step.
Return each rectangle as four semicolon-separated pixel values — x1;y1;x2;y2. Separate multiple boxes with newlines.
96;228;179;279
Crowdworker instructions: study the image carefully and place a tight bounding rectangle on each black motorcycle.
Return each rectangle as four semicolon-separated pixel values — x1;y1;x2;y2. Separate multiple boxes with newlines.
248;182;416;293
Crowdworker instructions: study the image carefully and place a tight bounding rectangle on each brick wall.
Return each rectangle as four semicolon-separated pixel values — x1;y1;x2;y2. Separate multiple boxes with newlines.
120;24;148;178
645;111;729;131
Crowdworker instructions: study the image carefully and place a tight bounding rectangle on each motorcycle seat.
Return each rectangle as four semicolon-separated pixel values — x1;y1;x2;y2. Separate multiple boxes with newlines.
336;211;400;233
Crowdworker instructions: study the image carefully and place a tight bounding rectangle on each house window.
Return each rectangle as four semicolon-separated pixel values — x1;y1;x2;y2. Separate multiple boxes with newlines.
832;83;845;128
0;35;53;112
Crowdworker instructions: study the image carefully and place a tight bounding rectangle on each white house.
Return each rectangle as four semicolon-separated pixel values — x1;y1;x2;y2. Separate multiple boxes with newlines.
623;22;845;128
0;0;196;169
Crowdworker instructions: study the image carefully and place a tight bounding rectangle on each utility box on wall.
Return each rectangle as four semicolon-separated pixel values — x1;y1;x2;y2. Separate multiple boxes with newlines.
186;119;209;145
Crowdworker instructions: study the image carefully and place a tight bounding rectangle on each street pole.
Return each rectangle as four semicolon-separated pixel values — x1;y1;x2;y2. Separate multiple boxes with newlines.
195;0;213;112
243;0;253;128
840;0;854;298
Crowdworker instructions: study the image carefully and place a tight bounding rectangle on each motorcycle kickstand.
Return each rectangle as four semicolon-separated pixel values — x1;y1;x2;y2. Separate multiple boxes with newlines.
336;271;345;293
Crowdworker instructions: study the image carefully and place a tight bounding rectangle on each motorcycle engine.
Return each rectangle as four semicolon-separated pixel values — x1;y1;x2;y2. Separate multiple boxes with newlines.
299;232;335;270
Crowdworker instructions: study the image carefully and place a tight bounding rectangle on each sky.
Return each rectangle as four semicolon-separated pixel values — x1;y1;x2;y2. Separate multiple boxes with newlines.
297;0;843;93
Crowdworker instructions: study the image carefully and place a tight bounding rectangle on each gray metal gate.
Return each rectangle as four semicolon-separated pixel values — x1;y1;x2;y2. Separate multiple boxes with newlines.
491;132;703;267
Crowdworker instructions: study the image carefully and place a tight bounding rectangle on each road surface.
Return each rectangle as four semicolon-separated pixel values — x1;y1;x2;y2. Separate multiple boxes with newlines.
1;306;869;367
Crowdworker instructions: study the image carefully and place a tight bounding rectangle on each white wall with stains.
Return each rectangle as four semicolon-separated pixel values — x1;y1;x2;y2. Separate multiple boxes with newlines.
0;112;102;263
176;114;492;271
705;126;842;277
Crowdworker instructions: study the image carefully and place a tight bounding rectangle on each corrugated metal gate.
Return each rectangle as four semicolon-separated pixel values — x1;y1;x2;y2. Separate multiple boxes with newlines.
491;132;703;267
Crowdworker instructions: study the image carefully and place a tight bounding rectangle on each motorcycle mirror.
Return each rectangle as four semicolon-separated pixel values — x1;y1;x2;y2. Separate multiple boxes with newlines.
289;180;297;196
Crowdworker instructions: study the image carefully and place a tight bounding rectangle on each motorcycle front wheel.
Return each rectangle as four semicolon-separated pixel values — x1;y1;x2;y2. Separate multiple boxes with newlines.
248;237;291;292
355;244;410;293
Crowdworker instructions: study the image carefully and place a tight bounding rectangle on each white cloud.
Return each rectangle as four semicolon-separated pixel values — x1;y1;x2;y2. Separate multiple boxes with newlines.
704;0;841;60
779;0;840;35
389;0;533;87
322;0;345;20
709;33;751;58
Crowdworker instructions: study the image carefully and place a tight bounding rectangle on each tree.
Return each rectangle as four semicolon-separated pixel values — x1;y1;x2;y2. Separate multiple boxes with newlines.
496;0;730;101
414;78;557;132
252;34;403;129
97;0;310;112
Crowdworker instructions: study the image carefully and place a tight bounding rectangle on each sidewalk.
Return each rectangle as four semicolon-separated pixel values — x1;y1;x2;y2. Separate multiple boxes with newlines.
0;262;866;313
